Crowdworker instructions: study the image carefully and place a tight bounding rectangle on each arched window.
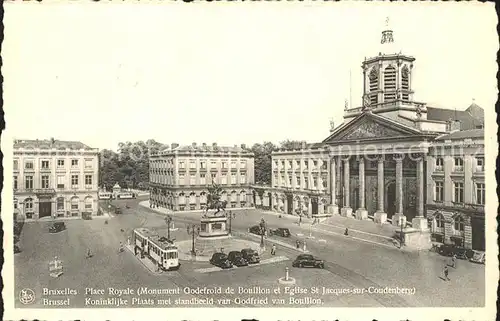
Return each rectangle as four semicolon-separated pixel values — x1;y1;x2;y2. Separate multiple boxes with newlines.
369;68;378;104
56;197;65;212
84;197;93;211
231;191;237;202
221;191;228;202
383;65;397;101
25;198;33;211
432;213;445;235
71;197;79;216
200;192;207;204
189;192;196;204
401;66;409;101
178;192;186;205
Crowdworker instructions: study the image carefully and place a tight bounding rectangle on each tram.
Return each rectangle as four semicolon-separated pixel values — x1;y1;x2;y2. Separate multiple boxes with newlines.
133;228;180;271
117;192;134;199
98;192;113;200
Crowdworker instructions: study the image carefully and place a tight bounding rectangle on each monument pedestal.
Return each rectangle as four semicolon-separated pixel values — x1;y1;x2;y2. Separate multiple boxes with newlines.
340;207;353;217
354;208;368;220
327;205;339;215
412;216;429;231
199;215;230;239
392;213;406;227
402;227;432;250
374;211;387;224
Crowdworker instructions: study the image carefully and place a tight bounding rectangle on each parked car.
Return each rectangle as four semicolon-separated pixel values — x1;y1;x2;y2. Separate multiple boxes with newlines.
248;225;263;235
241;248;260;264
292;254;325;268
49;222;66;233
114;207;122;214
209;253;233;269
469;250;485;264
269;227;291;237
437;244;454;257
227;251;249;267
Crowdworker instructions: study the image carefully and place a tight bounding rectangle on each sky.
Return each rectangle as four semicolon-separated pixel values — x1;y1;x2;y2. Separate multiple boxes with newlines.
3;2;498;151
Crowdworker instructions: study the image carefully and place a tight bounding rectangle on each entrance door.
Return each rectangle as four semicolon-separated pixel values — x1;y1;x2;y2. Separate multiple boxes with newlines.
39;201;52;218
353;188;359;210
311;198;318;215
268;192;272;209
471;217;485;251
386;182;396;219
286;195;293;215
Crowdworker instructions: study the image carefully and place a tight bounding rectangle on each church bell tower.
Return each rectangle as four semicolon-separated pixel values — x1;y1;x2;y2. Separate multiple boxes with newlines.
361;18;416;110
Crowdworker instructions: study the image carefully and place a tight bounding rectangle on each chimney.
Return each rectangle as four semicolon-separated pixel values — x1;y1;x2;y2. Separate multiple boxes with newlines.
240;144;246;149
171;143;179;149
192;142;197;148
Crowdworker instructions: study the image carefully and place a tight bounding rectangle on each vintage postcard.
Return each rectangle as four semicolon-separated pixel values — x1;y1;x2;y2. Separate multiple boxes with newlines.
2;1;498;321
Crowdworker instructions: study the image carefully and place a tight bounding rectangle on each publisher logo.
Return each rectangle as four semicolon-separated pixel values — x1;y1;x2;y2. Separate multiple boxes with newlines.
19;288;35;305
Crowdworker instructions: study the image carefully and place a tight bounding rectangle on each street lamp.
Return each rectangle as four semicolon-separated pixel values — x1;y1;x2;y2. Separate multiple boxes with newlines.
259;218;266;249
186;224;200;256
165;215;172;241
225;211;236;235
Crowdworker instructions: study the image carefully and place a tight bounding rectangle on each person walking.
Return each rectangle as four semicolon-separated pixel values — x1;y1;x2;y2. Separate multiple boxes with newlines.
443;265;450;281
296;240;300;249
299;215;302;226
271;244;276;256
344;228;349;236
86;248;92;259
451;254;457;268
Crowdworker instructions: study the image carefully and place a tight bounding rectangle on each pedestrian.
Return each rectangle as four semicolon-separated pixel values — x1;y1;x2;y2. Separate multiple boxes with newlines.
451;254;457;268
303;240;307;252
299;216;302;226
119;242;124;253
296;240;300;249
271;244;276;256
86;248;92;259
443;265;450;281
344;228;349;236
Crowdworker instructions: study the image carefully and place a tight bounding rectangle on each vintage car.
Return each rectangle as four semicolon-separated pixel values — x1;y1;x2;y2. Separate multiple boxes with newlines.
114;207;122;214
248;225;263;235
469;250;485;264
292;254;325;269
209;253;233;269
269;227;291;237
49;222;66;233
227;251;249;267
241;248;260;264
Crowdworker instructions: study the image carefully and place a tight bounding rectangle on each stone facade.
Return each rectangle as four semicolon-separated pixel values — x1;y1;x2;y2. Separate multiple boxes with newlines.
13;139;99;220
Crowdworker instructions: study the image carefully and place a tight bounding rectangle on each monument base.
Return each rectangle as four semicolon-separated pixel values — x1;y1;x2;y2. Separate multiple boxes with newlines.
327;205;339;215
374;211;387;224
354;208;368;220
402;228;432;250
340;207;353;217
392;213;406;227
412;216;429;231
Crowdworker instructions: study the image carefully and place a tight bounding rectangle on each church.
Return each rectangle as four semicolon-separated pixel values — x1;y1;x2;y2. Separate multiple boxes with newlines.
254;21;485;251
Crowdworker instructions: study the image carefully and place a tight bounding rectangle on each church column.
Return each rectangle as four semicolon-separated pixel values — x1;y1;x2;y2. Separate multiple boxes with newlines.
392;154;406;227
329;156;339;215
412;155;428;231
374;155;387;224
336;157;342;207
355;157;368;220
340;158;353;217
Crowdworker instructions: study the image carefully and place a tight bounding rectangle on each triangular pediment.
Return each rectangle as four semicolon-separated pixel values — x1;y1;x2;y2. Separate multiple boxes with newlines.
323;112;422;143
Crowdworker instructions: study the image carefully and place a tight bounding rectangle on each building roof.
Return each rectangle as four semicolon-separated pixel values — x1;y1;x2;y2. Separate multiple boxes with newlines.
157;143;253;156
426;103;484;130
13;138;94;150
435;129;484;141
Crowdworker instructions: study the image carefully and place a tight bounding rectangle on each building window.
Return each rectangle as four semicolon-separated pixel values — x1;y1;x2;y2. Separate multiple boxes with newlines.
454;216;465;233
41;160;50;169
453;182;464;203
85;159;92;168
200;173;206;185
435;214;445;229
304;160;308;168
435;181;444;202
313;177;317;189
57;175;65;189
200;161;206;169
190;174;196;185
383;65;397;101
41;175;50;189
57;159;65;167
13;175;18;190
179;161;185;169
189;161;196;169
369;67;378;104
322;175;328;189
454;157;464;172
85;175;92;186
71;175;79;188
211;173;217;182
435;158;444;171
179;174;185;185
85;197;93;210
288;160;292;168
476;183;485;205
240;161;246;168
71;159;79;167
273;175;277;187
401;66;409;101
25;161;34;170
240;174;246;184
231;162;237;169
281;175;285;187
304;177;309;189
25;198;33;211
221;174;227;185
57;197;65;211
231;173;237;184
222;162;227;169
211;161;217;168
13;160;19;170
288;176;293;187
25;176;33;189
476;157;484;172
71;198;79;211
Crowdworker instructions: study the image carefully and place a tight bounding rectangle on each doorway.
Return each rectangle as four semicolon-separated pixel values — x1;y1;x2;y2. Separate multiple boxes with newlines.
353;187;359;209
286;194;293;215
311;198;318;215
39;201;52;218
386;182;396;219
268;192;272;209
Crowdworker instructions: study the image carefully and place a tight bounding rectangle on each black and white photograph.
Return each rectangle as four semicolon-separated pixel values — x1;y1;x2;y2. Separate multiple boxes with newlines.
2;2;497;321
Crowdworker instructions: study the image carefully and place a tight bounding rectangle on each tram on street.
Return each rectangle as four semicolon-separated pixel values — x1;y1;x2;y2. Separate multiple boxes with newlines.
98;192;113;200
133;228;180;271
117;192;134;199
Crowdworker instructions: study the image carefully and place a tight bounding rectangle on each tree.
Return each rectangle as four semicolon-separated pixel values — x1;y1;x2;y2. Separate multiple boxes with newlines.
251;142;276;185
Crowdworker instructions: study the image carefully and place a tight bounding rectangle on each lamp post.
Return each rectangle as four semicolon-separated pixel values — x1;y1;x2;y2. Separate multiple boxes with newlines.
226;211;236;235
165;215;172;241
187;224;200;255
259;218;266;249
400;219;404;248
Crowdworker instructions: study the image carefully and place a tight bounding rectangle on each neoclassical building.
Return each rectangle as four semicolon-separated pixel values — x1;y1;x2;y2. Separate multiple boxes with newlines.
13;138;100;220
149;143;255;211
255;23;485;250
